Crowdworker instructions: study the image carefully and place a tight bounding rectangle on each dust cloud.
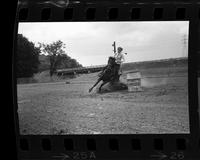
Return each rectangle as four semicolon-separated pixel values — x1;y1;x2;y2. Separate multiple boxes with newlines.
141;77;168;88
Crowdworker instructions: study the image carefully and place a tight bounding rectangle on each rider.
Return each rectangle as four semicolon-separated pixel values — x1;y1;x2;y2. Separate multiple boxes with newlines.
114;47;125;75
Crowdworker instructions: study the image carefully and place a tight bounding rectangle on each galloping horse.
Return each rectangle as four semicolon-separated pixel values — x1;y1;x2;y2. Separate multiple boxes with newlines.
88;57;120;93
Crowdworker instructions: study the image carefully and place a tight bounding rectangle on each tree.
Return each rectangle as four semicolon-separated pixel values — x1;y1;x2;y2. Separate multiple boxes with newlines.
17;34;40;78
39;40;67;76
39;40;82;76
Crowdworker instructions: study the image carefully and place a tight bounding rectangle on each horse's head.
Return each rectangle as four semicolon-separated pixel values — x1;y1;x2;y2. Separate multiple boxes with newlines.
107;56;116;66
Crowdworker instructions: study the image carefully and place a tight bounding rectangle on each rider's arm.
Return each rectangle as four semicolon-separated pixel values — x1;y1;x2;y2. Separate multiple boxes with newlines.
114;52;117;58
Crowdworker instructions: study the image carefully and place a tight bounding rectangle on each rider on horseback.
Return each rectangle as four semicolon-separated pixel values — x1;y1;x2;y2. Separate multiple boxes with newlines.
88;46;127;93
114;47;125;76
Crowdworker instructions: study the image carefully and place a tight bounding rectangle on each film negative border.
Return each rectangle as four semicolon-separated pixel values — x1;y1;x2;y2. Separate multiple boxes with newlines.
13;0;200;160
17;1;200;22
17;135;200;160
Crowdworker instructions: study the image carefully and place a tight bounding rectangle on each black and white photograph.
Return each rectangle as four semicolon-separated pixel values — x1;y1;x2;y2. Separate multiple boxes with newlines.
16;21;189;134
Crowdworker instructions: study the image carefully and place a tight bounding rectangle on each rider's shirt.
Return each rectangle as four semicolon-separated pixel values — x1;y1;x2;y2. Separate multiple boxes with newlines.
114;52;125;64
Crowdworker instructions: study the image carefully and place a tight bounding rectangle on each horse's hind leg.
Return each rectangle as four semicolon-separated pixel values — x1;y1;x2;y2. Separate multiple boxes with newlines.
89;78;101;92
99;81;108;92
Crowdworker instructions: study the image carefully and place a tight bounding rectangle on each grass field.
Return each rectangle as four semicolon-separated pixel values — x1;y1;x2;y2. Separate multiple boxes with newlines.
17;59;189;134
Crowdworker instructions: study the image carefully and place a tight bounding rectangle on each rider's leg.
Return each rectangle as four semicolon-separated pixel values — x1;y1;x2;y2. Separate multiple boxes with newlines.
119;64;122;75
116;64;121;75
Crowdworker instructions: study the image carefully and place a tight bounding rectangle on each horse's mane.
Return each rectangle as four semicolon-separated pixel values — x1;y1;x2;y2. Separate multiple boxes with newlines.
107;56;116;66
98;57;115;78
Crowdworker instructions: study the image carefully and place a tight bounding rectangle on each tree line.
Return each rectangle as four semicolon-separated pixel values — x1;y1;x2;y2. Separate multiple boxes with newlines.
16;34;82;78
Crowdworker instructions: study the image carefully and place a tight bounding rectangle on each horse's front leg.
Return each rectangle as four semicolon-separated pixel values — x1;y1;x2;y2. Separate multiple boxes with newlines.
89;78;101;93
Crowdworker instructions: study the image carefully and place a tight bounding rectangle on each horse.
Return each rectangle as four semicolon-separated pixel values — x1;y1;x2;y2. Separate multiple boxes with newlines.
88;57;120;93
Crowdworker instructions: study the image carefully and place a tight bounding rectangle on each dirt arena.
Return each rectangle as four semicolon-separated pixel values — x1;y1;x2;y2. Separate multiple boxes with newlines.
17;64;189;134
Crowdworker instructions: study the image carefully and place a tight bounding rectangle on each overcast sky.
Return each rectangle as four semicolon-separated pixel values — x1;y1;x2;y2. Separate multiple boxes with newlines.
18;21;189;66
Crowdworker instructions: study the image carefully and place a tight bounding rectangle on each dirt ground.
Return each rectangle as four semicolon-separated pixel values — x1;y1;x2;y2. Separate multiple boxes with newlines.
17;66;189;134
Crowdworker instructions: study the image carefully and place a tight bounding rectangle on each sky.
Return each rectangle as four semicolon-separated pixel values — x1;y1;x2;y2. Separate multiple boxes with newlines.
18;21;189;66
